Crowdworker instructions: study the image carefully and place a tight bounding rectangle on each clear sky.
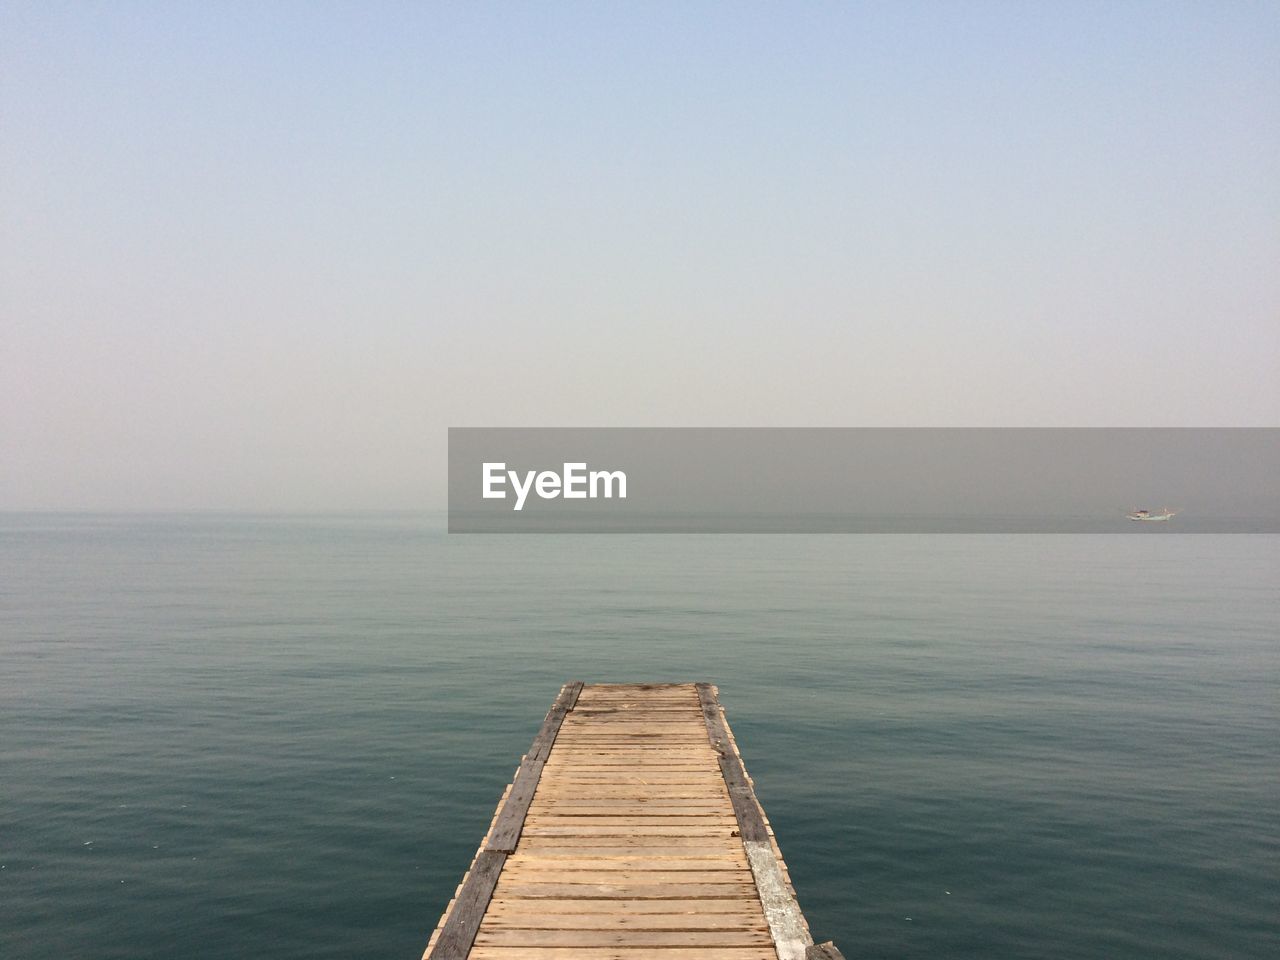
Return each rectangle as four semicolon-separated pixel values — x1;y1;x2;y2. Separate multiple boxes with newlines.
3;2;1277;510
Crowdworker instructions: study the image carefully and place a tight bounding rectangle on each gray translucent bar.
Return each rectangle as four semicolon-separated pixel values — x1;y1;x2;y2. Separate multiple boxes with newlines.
448;428;1279;533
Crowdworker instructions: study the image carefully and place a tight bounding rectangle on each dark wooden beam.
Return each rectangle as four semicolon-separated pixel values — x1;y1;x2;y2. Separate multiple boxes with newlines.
527;680;584;762
425;849;506;960
487;680;582;851
484;757;544;853
695;681;769;843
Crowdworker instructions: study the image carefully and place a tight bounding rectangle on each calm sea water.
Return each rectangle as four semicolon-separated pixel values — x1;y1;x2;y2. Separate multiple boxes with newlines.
2;515;1276;959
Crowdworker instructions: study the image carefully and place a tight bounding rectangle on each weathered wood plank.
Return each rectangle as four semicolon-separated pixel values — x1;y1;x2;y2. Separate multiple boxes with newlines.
522;826;738;837
546;758;715;763
531;788;729;798
496;869;756;884
481;912;767;930
484;897;759;914
562;682;583;711
694;683;817;960
425;849;507;960
694;682;770;845
538;779;726;788
499;860;747;875
745;839;810;960
467;947;776;960
548;746;717;752
551;742;714;748
532;795;725;802
528;807;732;815
484;757;545;853
511;844;744;857
472;929;774;946
492;881;756;899
517;835;738;846
484;681;585;852
528;681;585;762
525;815;738;825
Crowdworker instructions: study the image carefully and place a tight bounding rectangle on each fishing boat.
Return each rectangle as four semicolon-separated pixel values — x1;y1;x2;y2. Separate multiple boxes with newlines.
1127;507;1178;522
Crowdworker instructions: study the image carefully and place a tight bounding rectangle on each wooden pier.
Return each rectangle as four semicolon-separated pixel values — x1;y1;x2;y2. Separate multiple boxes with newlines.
422;682;844;960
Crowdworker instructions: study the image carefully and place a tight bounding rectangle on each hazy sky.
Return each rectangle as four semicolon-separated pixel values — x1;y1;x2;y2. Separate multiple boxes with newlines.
3;2;1277;509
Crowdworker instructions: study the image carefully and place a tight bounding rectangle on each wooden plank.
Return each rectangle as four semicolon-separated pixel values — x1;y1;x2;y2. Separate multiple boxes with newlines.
695;683;769;845
485;681;583;852
554;737;710;742
481;912;766;930
522;819;737;829
537;777;726;785
530;808;730;816
543;756;714;763
565;703;697;710
511;845;745;858
541;761;717;767
533;800;728;807
745;839;810;960
694;683;818;960
560;727;708;732
551;742;713;746
522;819;742;829
540;773;721;778
520;822;730;835
528;681;585;762
569;703;700;710
522;827;738;838
562;682;583;711
485;898;759;915
564;703;702;707
468;948;776;959
497;869;755;884
473;930;774;946
545;753;715;758
531;788;729;798
558;720;706;727
484;757;545;853
425;849;506;960
556;727;707;733
546;747;713;753
527;807;736;815
533;791;724;798
532;789;729;798
569;701;699;708
499;860;747;875
570;710;702;717
492;881;756;899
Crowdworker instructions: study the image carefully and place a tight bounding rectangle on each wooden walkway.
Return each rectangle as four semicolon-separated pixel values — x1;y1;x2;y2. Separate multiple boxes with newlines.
422;682;844;960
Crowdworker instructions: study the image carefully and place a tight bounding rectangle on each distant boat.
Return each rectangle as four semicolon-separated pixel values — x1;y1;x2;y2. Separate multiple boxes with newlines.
1127;507;1178;522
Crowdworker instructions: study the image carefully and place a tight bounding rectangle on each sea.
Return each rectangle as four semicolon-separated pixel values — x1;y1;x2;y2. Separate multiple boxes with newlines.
2;513;1276;959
